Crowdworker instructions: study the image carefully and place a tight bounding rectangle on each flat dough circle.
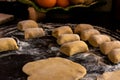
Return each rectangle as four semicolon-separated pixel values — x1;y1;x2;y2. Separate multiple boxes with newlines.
22;57;86;80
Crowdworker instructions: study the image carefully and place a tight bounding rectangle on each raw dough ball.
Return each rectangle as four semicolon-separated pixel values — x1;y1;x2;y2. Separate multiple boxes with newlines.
80;29;100;41
57;34;80;45
24;28;45;40
74;24;94;34
97;70;120;80
100;41;120;55
52;26;73;38
88;34;111;47
23;57;86;80
60;41;89;56
17;20;39;31
108;48;120;64
0;37;18;52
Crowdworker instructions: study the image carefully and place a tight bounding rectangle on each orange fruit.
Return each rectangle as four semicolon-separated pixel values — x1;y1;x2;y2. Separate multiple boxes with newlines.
56;0;70;7
35;0;57;8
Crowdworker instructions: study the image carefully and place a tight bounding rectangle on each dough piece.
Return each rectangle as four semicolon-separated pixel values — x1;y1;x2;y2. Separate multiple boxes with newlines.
17;20;39;31
60;41;89;56
52;26;73;38
0;38;18;52
88;34;111;47
22;57;86;80
24;28;45;39
108;48;120;64
100;41;120;55
80;29;100;41
57;34;80;45
97;70;120;80
74;24;94;34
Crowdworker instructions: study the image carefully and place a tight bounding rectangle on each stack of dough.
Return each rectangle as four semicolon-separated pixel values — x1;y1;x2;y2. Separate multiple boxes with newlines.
57;34;80;45
108;48;120;64
24;28;45;40
17;20;39;31
88;34;111;47
80;29;100;41
60;41;89;56
0;37;19;52
74;24;94;34
22;57;87;80
100;41;120;55
52;26;73;38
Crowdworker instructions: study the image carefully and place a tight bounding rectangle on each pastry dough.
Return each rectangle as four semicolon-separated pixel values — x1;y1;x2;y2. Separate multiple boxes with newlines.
24;28;45;39
52;26;73;38
97;70;120;80
100;41;120;55
108;48;120;64
74;24;93;34
60;41;89;56
88;34;111;47
80;29;100;41
22;57;86;80
17;20;39;31
57;34;80;45
0;38;18;52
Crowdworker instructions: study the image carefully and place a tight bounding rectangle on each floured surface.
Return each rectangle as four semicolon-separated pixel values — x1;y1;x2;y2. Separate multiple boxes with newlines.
0;23;120;80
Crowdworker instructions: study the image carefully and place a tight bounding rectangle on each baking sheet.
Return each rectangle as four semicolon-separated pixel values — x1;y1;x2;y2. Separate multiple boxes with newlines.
0;23;120;80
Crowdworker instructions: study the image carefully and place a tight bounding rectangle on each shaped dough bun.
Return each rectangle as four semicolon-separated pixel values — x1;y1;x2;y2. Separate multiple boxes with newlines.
74;24;94;34
80;29;100;41
17;20;39;31
52;26;73;38
60;41;89;56
0;38;18;52
88;34;111;47
100;41;120;55
22;57;86;80
57;34;80;45
24;28;45;40
108;48;120;64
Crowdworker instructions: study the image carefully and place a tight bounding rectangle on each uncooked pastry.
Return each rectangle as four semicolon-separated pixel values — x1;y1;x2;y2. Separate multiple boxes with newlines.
60;41;89;56
108;48;120;64
22;57;86;80
52;26;73;38
80;29;100;41
57;34;80;45
88;34;111;47
0;37;18;52
24;28;45;39
17;20;39;31
74;24;93;34
100;41;120;55
97;70;120;80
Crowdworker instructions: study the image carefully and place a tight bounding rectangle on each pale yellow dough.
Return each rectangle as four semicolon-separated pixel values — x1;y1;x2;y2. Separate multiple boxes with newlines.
108;48;120;64
24;28;45;39
17;20;39;31
57;34;80;45
100;41;120;55
52;26;73;38
60;41;89;56
0;38;18;52
80;29;100;41
97;70;120;80
88;34;111;47
74;24;94;34
22;57;86;80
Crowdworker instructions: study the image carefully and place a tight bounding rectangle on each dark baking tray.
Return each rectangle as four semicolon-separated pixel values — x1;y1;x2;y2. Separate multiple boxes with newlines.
0;23;120;80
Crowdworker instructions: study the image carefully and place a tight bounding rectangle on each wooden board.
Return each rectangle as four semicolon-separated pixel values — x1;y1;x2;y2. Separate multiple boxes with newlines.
0;13;14;25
